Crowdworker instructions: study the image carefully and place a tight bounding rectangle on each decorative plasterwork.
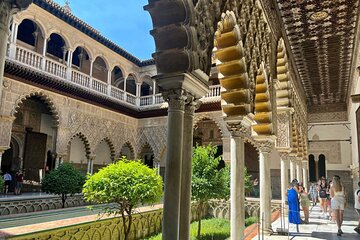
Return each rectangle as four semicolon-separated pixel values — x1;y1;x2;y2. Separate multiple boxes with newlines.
276;0;360;108
276;110;291;149
308;111;347;123
309;141;341;164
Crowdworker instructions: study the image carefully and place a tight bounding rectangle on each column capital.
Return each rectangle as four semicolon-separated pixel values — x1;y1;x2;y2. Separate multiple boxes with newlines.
0;0;32;30
162;89;188;111
279;151;290;160
184;98;200;116
225;115;253;140
89;154;96;161
288;155;297;163
255;138;275;153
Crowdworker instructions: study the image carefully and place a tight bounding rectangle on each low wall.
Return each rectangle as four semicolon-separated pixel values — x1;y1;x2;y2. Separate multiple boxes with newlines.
6;199;280;240
0;195;87;216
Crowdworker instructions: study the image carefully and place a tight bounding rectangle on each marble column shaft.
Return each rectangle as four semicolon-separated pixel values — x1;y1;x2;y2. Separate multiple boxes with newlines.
230;137;245;240
162;93;186;240
302;166;308;190
290;158;296;181
179;101;196;240
280;154;290;205
259;148;272;233
296;160;302;183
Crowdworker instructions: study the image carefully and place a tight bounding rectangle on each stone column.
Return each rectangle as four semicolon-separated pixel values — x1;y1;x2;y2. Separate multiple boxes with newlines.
0;148;6;170
289;157;296;181
41;37;48;70
9;21;18;59
179;99;197;240
0;0;31;103
89;58;94;89
302;161;308;190
107;69;112;96
66;49;73;80
257;140;274;234
135;82;141;106
230;136;245;240
279;153;290;205
296;160;302;183
162;90;186;240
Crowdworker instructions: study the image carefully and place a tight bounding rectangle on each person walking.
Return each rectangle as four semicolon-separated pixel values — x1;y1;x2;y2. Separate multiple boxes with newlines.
309;182;318;206
288;180;301;232
3;172;12;194
330;175;345;236
299;185;310;223
15;170;24;195
318;178;328;218
354;181;360;234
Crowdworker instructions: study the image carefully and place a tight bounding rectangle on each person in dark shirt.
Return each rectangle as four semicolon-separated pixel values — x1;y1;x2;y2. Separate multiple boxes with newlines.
15;170;24;195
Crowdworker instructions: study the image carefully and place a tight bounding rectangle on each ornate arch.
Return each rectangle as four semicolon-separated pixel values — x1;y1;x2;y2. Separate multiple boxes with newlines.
92;54;110;69
72;44;94;61
119;141;135;160
96;137;116;161
145;0;272;77
67;132;91;158
15;16;47;38
12;91;60;126
193;113;228;137
47;29;72;49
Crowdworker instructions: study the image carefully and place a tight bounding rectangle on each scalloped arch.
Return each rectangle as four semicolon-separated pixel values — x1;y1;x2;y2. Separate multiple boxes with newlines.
68;132;91;158
12;91;60;126
97;137;116;161
193;114;225;137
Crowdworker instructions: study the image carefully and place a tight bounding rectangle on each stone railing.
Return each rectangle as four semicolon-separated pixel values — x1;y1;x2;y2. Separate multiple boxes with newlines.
7;203;207;240
0;195;86;216
6;45;222;110
208;198;282;219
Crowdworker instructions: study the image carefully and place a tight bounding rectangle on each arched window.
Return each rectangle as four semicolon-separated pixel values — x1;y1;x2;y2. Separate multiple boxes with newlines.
308;154;316;182
72;47;90;74
92;56;108;82
111;66;124;88
125;74;136;95
17;19;44;54
47;33;66;60
318;154;326;179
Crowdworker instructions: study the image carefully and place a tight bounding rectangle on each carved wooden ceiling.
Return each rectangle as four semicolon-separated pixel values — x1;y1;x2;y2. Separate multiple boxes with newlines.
276;0;360;111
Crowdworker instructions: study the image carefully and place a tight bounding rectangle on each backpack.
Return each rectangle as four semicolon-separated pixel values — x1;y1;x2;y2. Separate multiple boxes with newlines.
319;187;327;198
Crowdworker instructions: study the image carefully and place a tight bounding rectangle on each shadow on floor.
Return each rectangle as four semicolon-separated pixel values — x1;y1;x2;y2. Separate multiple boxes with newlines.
311;231;359;239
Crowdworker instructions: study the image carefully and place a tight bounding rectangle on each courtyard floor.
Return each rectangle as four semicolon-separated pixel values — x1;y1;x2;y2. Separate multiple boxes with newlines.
253;204;360;240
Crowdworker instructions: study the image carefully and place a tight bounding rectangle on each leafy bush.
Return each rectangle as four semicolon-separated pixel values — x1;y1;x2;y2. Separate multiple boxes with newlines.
192;144;230;237
41;163;85;208
0;176;4;191
147;217;257;240
82;157;163;240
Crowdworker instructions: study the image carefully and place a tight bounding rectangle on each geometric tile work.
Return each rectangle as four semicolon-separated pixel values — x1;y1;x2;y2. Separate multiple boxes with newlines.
277;0;359;108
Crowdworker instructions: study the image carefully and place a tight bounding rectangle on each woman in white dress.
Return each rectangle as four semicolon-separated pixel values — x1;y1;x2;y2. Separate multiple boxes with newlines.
330;175;345;236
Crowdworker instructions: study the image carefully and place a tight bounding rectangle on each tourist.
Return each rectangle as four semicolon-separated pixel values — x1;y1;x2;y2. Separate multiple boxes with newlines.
15;170;24;195
318;178;328;217
299;185;310;224
354;181;360;234
309;182;318;206
252;178;259;197
288;179;301;232
327;180;333;221
3;171;12;194
330;175;345;236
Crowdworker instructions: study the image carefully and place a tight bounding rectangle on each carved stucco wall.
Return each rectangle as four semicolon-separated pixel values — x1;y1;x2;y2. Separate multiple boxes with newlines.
308;111;347;123
308;141;341;164
0;78;167;161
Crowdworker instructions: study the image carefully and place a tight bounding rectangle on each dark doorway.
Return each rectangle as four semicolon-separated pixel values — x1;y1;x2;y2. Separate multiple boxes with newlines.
308;154;316;182
318;154;326;179
1;143;13;173
23;131;47;182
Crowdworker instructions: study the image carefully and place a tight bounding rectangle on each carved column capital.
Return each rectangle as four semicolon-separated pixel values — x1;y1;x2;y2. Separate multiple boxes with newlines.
256;140;275;153
0;0;32;31
162;89;187;111
288;155;297;163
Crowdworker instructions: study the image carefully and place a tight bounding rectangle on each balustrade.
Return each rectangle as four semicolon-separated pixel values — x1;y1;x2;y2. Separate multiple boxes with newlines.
6;45;222;108
92;78;108;95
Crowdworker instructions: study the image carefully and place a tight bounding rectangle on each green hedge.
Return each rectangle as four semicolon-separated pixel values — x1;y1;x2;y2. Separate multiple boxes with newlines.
147;217;258;240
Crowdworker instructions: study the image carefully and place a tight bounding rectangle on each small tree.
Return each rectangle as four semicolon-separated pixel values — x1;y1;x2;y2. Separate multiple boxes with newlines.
41;163;85;208
192;144;230;237
0;175;4;192
244;167;253;195
82;157;163;240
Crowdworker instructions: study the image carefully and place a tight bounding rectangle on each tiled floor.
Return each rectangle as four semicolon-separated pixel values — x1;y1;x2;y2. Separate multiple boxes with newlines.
253;204;360;239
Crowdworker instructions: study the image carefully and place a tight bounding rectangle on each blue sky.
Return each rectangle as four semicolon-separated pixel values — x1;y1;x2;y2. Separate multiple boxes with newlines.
53;0;154;60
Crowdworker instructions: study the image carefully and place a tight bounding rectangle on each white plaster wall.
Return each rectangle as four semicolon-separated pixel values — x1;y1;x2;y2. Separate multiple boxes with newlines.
349;75;360;183
269;148;280;169
69;136;87;164
40;113;54;137
94;141;111;165
308;123;352;171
